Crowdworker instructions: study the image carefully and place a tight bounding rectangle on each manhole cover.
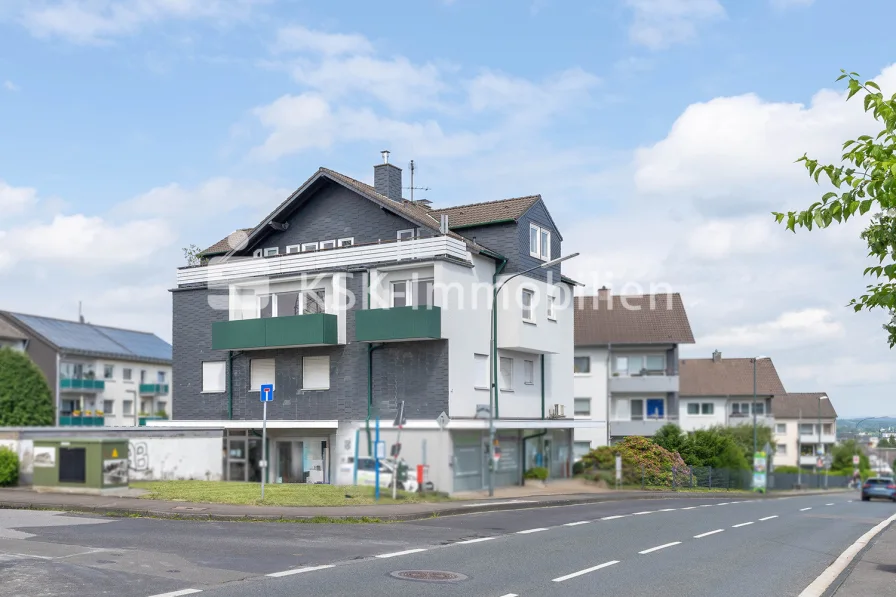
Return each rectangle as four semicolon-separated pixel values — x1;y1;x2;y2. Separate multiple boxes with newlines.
172;506;207;512
389;570;468;583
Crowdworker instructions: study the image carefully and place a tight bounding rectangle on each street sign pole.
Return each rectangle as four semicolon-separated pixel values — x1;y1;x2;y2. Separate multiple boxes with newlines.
392;401;406;500
259;383;273;501
375;414;381;501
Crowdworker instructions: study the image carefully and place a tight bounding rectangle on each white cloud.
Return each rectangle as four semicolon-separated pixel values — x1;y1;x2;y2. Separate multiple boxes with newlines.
120;177;289;219
0;180;38;214
770;0;815;8
15;0;265;44
624;0;725;50
274;26;373;56
699;309;845;349
3;80;19;92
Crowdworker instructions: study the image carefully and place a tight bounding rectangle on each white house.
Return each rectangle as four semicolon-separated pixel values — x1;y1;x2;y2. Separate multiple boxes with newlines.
771;392;838;469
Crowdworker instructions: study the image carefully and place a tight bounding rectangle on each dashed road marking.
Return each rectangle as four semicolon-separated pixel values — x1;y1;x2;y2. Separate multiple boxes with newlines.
632;511;654;515
759;515;779;521
658;508;677;512
267;564;335;578
639;541;681;555
147;590;203;597
552;560;620;582
800;507;813;511
564;521;592;526
517;527;548;534
454;537;496;545
601;515;628;520
376;548;428;559
732;522;754;528
681;506;698;510
694;529;724;538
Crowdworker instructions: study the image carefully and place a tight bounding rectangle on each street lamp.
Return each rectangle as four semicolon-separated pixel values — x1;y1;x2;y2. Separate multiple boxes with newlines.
817;395;829;489
487;252;579;497
751;356;769;456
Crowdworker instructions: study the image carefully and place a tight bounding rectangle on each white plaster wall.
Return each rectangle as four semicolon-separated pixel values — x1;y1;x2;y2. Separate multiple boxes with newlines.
368;264;436;309
90;358;172;426
496;348;543;419
496;275;568;355
678;397;728;431
128;437;223;481
573;346;608;449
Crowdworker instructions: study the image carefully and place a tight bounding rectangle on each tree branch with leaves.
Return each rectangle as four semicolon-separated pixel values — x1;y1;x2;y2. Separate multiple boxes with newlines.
773;70;896;348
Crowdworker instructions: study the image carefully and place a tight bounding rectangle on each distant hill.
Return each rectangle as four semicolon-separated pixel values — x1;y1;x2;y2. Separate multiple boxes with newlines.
839;417;896;431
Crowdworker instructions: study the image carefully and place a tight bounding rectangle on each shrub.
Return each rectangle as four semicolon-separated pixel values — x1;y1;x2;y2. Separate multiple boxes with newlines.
572;460;585;476
773;465;800;474
0;348;54;426
524;466;549;481
581;436;691;487
0;446;18;487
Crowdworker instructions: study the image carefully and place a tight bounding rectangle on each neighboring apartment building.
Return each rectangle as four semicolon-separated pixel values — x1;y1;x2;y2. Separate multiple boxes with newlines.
0;312;173;427
771;392;838;469
573;290;695;455
0;319;27;351
678;351;786;433
168;154;580;491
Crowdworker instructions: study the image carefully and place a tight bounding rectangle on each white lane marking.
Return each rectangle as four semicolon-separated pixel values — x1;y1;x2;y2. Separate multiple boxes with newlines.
517;527;548;534
601;515;628;520
681;506;698;510
658;508;677;512
267;564;335;578
716;502;731;506
147;591;203;597
639;541;682;555
552;560;620;582
847;500;854;503
800;507;812;511
632;511;654;515
564;521;592;527
798;512;896;597
376;548;428;559
732;522;754;528
825;503;834;506
454;537;495;545
699;504;714;508
499;594;518;597
461;500;535;507
694;529;724;538
759;516;779;521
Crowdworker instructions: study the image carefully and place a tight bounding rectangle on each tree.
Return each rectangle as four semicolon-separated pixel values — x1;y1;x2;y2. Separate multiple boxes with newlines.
0;348;54;426
183;244;204;266
718;424;775;463
831;440;869;472
653;423;688;454
681;428;750;470
772;70;896;348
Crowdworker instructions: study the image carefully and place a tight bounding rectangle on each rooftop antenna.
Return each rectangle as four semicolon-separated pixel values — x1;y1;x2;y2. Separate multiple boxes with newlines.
406;159;431;204
78;301;85;324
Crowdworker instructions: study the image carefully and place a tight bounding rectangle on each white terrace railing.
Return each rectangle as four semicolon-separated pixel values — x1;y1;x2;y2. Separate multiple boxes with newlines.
177;235;472;286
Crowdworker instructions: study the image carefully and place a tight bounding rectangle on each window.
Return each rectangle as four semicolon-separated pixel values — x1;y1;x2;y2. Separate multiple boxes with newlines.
391;279;433;308
103;365;114;379
260;289;327;318
529;225;539;257
645;355;665;373
263;247;279;257
574;398;591;417
547;295;556;320
202;361;226;393
630;399;644;420
123;368;132;381
338;237;354;247
301;242;319;252
540;228;550;260
391;281;408;307
753;402;765;415
529;224;551;261
474;354;489;389
286;244;301;254
276;292;301;317
573;356;591;374
799;423;814;435
613;356;629;375
702;403;714;415
320;240;337;250
103;400;114;414
499;357;513;391
523;359;534;385
253;249;263;258
521;289;534;322
574;441;592;459
776;423;786;434
397;229;416;241
304;289;326;314
777;443;788;455
823;423;833;435
413;279;434;307
687;403;700;415
250;359;275;391
140;370;147;383
302;356;330;390
123;400;133;415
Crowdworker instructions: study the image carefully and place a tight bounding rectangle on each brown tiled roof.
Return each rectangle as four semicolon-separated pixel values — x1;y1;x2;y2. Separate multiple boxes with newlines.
429;195;541;228
574;294;695;345
679;357;786;397
772;393;838;419
200;228;254;256
0;318;26;341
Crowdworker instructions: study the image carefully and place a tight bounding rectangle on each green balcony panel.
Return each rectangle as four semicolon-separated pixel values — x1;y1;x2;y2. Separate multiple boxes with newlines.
355;306;442;342
59;415;105;427
139;383;170;395
139;416;168;426
59;379;105;391
212;314;339;350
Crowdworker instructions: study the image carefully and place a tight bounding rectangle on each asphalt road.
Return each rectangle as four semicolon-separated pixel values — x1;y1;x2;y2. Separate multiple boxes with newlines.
1;491;892;597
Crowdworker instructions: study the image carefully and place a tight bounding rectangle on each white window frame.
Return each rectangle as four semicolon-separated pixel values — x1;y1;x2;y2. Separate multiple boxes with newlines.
701;402;714;415
521;289;535;323
103;365;114;379
123;400;134;416
776;423;786;434
574;398;591;418
397;229;416;241
529;223;551;261
285;244;301;254
301;242;319;252
547;294;556;320
474;354;489;389
320;240;337;250
338;237;354;247
529;224;539;258
123;368;132;382
523;359;534;385
777;443;788;455
263;247;279;257
250;358;275;392
103;399;114;415
258;289;327;318
687;403;700;415
302;356;330;391
499;357;513;391
391;278;434;308
573;356;591;375
202;361;227;393
253;249;263;258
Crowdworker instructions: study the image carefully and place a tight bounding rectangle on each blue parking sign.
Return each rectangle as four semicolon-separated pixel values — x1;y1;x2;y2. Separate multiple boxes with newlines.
260;384;274;402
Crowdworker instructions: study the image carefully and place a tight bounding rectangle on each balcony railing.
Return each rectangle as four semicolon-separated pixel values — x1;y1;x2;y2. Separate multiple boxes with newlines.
609;374;679;393
610;416;678;437
59;415;105;426
177;236;471;286
799;433;836;444
140;383;170;396
60;378;105;392
212;313;338;350
355;306;441;342
139;415;168;426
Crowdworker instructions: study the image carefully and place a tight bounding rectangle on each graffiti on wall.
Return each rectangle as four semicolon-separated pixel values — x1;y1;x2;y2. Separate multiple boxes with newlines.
129;441;149;472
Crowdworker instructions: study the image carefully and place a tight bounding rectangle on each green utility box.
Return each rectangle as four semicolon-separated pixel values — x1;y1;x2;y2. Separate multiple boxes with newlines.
32;439;129;494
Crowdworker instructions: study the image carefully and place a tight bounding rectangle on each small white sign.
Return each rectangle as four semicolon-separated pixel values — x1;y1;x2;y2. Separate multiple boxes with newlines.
375;441;386;460
853;455;861;465
615;454;622;483
33;446;55;468
436;412;450;429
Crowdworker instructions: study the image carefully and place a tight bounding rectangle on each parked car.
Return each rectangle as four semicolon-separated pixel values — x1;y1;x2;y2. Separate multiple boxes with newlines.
355;457;420;493
861;477;896;501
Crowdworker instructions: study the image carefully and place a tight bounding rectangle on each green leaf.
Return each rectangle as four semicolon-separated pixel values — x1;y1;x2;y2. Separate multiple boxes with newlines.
821;191;837;202
866;81;881;91
860;199;874;214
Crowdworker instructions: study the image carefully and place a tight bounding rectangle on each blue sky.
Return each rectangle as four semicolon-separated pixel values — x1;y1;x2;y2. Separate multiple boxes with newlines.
1;0;894;417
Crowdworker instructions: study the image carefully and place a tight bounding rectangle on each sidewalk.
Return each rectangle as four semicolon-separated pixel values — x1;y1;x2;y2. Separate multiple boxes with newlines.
0;485;851;522
832;521;896;596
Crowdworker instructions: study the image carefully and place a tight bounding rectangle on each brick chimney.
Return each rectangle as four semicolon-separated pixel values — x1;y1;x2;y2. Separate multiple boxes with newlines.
598;286;610;300
374;150;403;202
712;350;722;363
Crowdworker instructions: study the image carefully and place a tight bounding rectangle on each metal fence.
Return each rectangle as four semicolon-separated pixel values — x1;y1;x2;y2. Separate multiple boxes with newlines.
768;472;852;490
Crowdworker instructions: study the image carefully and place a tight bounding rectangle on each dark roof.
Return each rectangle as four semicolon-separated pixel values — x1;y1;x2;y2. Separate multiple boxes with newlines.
429;195;541;228
679;357;786;397
0;318;27;341
200;228;254;257
574;294;695;345
772;393;838;419
2;312;172;364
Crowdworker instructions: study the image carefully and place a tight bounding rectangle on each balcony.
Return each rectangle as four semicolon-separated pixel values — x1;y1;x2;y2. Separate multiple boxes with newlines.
140;383;170;396
610;417;677;437
800;433;836;445
212;313;338;350
177;236;471;286
609;374;679;393
355;306;441;342
60;378;105;392
139;415;168;426
727;413;774;427
799;454;827;467
59;415;105;427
